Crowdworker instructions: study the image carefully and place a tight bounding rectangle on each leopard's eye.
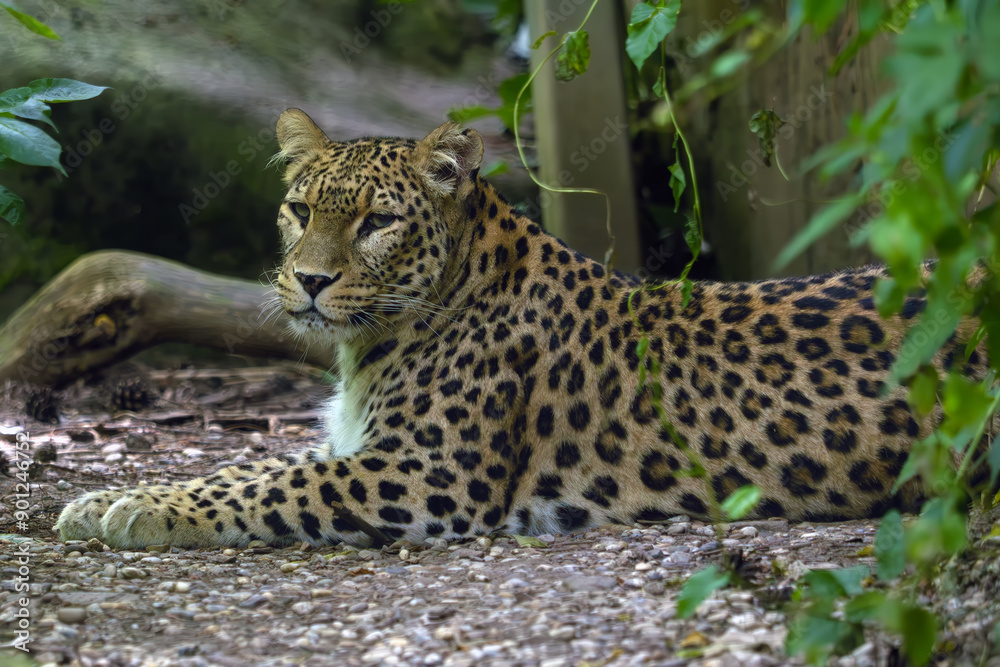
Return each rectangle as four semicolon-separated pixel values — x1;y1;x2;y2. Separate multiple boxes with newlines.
361;212;397;234
289;202;311;226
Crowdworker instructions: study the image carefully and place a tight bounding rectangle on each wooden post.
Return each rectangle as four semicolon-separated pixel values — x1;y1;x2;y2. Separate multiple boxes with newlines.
526;1;641;272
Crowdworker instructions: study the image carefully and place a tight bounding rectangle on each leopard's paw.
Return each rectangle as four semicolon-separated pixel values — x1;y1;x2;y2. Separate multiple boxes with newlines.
54;490;125;541
99;486;225;549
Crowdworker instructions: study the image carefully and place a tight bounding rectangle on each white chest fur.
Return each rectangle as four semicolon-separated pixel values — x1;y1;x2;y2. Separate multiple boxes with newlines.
312;346;369;461
318;383;368;458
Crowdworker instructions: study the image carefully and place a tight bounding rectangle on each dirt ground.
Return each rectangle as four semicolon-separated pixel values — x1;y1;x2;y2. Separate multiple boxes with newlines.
1;363;998;667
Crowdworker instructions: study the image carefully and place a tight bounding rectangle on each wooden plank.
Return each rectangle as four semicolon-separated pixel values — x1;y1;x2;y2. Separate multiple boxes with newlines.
525;1;641;272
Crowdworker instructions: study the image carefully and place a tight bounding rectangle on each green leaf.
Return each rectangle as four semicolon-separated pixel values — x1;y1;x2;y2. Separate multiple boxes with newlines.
800;0;847;34
748;109;785;167
787;615;863;665
773;195;862;270
875;510;905;580
28;78;108;103
906;497;968;565
531;30;557;49
891;443;921;493
720;484;761;520
446;105;496;124
683;217;700;257
513;535;549;548
884;21;964;122
0;183;25;225
899;606;936;666
653;65;667;99
555;30;590;82
0;79;106;131
844;591;888;622
940;374;995;440
677;565;730;618
480;160;509;178
668;161;685;212
626;0;681;72
496;72;532;131
0;86;53;124
872;276;904;319
680;278;693;309
0;2;60;39
965;324;987;361
908;365;939;416
710;50;750;79
0;118;65;174
890;297;964;385
827;566;868;596
636;337;649;358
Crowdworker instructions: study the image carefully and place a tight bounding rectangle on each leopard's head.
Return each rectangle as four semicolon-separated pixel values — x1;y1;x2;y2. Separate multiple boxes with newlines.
272;109;484;344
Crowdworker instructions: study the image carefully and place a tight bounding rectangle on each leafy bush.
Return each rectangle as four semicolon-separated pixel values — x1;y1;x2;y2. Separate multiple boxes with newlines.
0;5;106;225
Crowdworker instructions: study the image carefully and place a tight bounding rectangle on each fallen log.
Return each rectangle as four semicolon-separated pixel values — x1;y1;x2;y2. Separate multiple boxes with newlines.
0;250;335;387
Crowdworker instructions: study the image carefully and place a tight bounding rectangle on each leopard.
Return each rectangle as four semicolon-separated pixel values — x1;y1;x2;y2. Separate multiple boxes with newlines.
55;108;989;549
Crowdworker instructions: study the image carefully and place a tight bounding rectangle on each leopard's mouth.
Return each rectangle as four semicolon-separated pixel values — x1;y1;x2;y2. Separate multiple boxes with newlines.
286;304;369;332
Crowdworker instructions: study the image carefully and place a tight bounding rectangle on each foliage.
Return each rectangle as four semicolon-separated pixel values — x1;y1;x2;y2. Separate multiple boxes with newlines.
0;9;107;226
0;1;59;39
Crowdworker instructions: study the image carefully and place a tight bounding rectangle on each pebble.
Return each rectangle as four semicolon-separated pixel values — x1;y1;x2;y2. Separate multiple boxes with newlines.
119;567;147;579
182;448;205;458
645;581;666;595
102;443;126;455
291;601;313;615
667;523;690;535
57;607;87;624
125;433;153;450
561;575;617;592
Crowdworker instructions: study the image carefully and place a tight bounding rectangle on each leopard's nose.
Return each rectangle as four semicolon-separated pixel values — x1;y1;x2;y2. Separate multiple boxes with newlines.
294;271;334;299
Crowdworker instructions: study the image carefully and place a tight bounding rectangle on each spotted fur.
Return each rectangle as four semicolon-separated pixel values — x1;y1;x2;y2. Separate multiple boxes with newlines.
55;110;989;549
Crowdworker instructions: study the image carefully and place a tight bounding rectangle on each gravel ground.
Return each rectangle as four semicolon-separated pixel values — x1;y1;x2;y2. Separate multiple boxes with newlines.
1;365;999;666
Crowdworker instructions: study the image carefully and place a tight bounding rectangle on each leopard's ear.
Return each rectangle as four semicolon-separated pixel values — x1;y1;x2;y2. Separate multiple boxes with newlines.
414;122;484;196
272;109;330;181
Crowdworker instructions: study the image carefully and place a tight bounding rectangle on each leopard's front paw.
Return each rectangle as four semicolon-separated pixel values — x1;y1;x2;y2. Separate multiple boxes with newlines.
54;490;125;541
99;486;223;549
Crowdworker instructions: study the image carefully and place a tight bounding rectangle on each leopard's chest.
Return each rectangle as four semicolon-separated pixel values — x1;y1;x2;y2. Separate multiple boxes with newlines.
316;382;369;459
314;344;371;460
